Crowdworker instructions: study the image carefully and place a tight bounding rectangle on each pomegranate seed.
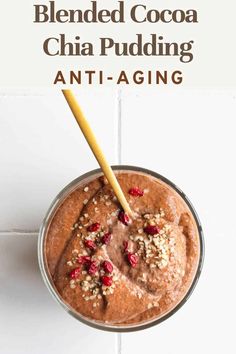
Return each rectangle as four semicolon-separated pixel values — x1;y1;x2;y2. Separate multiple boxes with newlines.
118;211;130;226
84;240;96;250
88;261;98;275
123;240;129;253
129;187;144;197
77;256;91;265
127;253;138;268
102;261;113;274
144;225;160;235
101;232;112;245
101;275;113;287
87;222;101;232
69;267;80;279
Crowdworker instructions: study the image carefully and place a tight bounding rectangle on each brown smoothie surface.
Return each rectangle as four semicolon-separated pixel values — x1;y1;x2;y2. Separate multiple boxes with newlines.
45;171;200;326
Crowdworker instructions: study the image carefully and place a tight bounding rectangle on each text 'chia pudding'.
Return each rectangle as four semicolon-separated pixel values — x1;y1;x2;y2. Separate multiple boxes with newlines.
44;171;200;326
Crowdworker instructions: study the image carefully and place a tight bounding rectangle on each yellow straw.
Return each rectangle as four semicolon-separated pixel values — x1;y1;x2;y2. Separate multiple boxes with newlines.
62;89;133;216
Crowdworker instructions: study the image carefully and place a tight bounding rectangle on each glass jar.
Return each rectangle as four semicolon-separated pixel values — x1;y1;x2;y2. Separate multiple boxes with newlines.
38;166;204;332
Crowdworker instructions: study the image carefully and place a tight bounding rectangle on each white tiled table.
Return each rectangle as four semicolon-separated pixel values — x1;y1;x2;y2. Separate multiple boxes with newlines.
0;89;235;353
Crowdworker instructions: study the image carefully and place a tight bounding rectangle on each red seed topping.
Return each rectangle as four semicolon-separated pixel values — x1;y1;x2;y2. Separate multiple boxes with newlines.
118;211;130;226
144;225;160;235
87;261;98;275
84;240;96;250
69;267;80;279
101;275;113;287
77;256;91;265
129;187;144;197
87;222;101;232
101;232;112;245
127;253;139;268
123;240;129;253
102;260;113;274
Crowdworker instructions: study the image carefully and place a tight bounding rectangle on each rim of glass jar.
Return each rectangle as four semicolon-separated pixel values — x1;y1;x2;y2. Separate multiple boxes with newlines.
38;165;204;332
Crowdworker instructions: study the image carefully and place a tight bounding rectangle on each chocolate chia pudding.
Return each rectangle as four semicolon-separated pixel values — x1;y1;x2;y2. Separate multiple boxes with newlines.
39;167;203;330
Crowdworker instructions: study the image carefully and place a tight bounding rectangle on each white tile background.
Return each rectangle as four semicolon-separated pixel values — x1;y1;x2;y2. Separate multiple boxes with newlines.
0;88;235;353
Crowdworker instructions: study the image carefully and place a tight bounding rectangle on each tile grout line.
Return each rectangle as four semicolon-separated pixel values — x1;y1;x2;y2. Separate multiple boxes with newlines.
117;89;122;165
117;88;122;354
117;332;122;354
0;230;39;236
0;93;44;97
